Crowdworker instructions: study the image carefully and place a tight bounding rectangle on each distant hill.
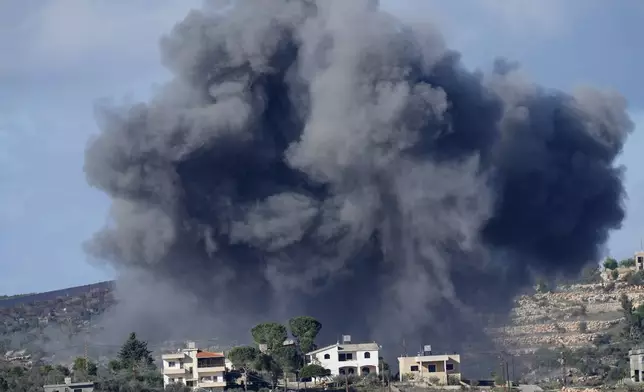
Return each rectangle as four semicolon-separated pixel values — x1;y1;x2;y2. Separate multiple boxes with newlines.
0;281;114;308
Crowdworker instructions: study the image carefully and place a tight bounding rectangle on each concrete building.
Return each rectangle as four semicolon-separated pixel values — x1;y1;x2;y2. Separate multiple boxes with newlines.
398;353;462;385
161;341;227;391
305;341;380;376
43;377;94;392
636;251;644;271
630;348;644;381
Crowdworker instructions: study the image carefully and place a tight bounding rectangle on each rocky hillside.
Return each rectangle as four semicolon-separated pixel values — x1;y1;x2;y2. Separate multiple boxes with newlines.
491;277;644;352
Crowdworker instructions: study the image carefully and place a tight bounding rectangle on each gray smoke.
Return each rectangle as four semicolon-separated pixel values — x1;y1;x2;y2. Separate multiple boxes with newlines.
84;0;633;356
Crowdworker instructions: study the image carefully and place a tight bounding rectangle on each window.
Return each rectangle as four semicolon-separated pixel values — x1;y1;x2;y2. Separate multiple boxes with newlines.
324;353;330;359
338;353;353;361
168;361;176;367
410;366;419;372
428;364;436;372
364;352;371;359
73;389;82;392
446;363;454;371
169;378;175;383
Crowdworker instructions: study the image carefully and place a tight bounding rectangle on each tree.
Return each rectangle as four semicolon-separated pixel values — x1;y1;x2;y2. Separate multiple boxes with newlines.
611;269;619;280
272;345;300;383
117;332;154;369
535;278;550;294
300;364;329;379
73;357;97;377
255;352;282;389
165;382;192;392
604;257;618;270
620;258;636;267
251;323;288;352
289;316;322;354
228;346;261;391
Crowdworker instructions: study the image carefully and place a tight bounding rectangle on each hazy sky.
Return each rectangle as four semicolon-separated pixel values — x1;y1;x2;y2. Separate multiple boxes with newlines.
1;0;643;295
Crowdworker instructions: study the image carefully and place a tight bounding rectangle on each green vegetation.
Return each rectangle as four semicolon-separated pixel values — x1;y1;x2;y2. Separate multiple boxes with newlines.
627;270;644;285
228;316;324;390
0;332;165;392
289;316;322;354
300;364;330;379
620;258;636;267
603;257;618;270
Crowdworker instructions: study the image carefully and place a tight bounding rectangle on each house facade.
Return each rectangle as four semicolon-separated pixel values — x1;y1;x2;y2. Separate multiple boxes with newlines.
630;348;644;382
398;353;461;385
305;342;380;376
43;377;94;392
161;341;227;391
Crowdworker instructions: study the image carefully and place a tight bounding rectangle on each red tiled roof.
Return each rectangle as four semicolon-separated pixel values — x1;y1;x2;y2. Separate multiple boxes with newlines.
197;351;224;358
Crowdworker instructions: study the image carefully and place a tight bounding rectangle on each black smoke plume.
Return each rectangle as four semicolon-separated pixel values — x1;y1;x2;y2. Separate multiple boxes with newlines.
84;0;633;360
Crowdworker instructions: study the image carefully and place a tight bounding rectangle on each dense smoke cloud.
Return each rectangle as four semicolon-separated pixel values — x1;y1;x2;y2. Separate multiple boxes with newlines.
84;0;633;355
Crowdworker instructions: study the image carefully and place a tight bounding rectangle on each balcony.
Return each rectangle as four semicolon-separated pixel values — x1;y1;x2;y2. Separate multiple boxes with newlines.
162;352;187;360
197;365;226;373
198;380;227;388
164;367;190;375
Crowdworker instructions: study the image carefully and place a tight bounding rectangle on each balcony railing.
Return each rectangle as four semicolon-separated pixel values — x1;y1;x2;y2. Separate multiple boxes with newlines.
163;367;190;375
198;380;227;388
196;365;226;373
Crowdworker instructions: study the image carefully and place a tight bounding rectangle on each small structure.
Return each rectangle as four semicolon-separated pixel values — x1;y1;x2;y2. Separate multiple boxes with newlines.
305;336;380;377
630;348;644;382
161;341;227;390
398;352;461;385
43;377;94;392
636;251;644;271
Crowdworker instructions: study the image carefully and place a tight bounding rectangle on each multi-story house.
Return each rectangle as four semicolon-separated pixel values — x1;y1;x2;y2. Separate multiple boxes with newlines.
161;341;227;391
397;353;462;385
305;340;380;377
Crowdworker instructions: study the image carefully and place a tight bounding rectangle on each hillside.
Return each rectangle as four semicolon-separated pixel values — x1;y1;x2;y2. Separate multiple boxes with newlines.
489;266;644;353
0;265;640;379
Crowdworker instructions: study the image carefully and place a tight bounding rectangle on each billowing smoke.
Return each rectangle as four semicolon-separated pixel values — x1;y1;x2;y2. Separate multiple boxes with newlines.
84;0;633;356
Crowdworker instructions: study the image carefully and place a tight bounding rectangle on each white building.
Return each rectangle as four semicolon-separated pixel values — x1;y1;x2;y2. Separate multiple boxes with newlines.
630;348;644;382
305;342;380;377
161;341;227;391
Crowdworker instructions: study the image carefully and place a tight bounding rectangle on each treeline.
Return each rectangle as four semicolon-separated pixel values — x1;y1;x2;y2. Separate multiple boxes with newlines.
0;332;169;392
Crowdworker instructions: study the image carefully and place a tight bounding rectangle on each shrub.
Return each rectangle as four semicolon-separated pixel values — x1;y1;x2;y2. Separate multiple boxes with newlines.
579;321;588;333
604;258;618;270
447;375;460;385
628;271;644;285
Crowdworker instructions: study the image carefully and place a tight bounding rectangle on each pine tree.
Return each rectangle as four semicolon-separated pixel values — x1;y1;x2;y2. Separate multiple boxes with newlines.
117;332;154;369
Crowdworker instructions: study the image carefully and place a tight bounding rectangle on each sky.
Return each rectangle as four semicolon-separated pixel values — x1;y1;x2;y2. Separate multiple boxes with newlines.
0;0;643;295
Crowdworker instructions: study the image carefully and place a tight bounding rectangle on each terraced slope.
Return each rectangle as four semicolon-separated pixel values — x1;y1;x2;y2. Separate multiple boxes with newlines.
491;282;644;352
